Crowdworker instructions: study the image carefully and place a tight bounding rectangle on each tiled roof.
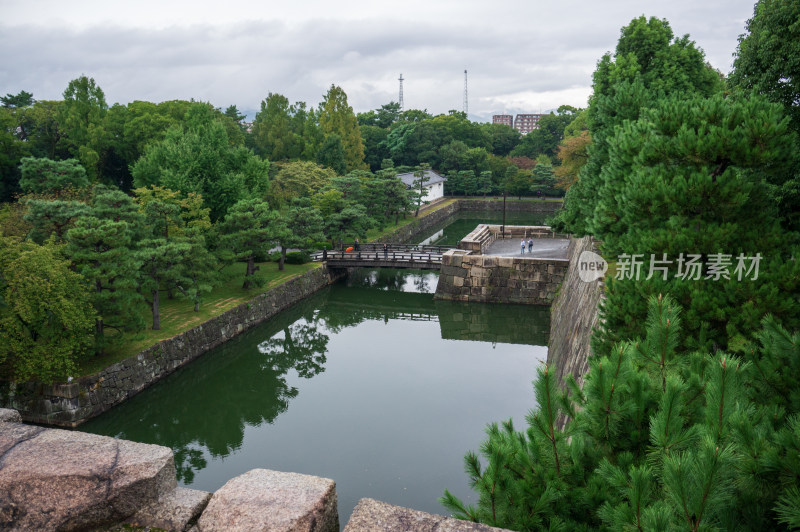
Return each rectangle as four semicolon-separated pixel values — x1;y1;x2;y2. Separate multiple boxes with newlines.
396;170;447;187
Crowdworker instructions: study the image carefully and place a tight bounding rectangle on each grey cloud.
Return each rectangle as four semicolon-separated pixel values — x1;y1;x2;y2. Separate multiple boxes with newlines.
0;5;752;122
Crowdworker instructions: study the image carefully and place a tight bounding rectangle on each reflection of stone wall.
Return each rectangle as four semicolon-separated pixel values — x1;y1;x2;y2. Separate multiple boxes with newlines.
435;251;568;305
547;237;603;390
1;266;342;427
375;201;460;244
436;300;549;345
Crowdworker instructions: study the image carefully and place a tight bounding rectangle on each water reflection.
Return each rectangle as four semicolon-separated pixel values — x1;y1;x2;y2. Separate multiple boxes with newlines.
81;270;549;494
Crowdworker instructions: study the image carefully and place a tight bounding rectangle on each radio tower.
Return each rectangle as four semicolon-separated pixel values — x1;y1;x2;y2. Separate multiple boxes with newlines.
398;73;404;113
463;69;468;117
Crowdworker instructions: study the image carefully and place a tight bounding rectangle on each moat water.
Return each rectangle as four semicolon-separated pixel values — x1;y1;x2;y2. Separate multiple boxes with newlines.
80;210;552;522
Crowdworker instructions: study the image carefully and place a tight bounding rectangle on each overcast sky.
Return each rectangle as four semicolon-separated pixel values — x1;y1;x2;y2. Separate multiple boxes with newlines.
1;0;756;122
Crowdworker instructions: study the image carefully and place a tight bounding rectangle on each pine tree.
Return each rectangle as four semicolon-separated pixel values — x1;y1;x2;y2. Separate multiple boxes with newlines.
318;85;367;172
218;199;281;289
445;294;800;531
592;92;800;354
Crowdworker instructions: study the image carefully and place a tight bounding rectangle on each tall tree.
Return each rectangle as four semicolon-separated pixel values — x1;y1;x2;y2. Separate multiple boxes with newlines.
66;187;145;349
729;0;800;233
131;104;269;221
554;16;723;235
252;93;305;161
60;76;108;179
318;85;367;172
412;164;431;216
593;92;799;354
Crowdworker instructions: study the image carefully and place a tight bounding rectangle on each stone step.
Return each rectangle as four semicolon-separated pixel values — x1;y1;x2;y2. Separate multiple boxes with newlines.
0;413;177;531
344;498;512;532
126;486;212;531
195;469;338;532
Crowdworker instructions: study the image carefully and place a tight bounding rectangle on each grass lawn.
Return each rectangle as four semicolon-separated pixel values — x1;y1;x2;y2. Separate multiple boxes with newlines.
77;261;319;376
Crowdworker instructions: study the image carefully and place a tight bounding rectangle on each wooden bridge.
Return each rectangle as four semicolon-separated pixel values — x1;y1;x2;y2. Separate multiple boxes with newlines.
311;244;452;270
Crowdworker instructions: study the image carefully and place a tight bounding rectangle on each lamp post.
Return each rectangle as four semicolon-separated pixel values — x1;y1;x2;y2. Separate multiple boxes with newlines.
501;191;507;239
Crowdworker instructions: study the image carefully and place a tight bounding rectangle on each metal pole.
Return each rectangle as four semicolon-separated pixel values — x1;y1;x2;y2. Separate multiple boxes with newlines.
502;191;506;239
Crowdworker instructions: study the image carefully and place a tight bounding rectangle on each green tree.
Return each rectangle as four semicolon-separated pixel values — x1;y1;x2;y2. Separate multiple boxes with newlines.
482;123;521;156
555;16;723;235
729;0;800;233
269;161;336;208
316;134;347;174
444;294;800;530
252;93;305;161
136;238;192;330
66;187;145;349
60;76;108;179
1;91;34;109
324;204;373;250
18;157;89;195
131;104;269;221
0;106;31;201
218;199;282;289
0;239;95;382
318;85;367;171
477;171;493;197
360;125;390;172
23;199;90;243
274;203;324;271
594;92;799;354
412;164;431;216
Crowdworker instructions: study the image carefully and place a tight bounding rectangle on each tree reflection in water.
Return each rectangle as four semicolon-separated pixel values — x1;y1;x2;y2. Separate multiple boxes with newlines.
80;269;548;485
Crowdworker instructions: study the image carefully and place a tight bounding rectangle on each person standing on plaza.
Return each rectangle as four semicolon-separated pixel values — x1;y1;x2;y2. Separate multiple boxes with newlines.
521;239;526;254
528;238;533;253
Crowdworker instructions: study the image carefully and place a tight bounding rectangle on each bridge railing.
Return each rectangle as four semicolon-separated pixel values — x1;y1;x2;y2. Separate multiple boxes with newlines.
311;246;448;264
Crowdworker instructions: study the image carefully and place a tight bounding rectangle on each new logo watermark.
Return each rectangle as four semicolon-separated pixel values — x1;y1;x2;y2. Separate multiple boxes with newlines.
578;250;608;282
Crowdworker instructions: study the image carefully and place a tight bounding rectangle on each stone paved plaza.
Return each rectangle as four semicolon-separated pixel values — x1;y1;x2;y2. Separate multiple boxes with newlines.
485;236;570;259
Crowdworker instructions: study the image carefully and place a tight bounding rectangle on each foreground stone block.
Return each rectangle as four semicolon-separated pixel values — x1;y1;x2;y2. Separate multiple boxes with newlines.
0;408;21;423
344;498;510;532
0;421;176;531
196;469;338;532
127;486;211;531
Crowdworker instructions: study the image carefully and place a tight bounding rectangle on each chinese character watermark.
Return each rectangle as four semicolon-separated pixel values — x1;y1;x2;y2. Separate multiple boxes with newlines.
610;253;762;282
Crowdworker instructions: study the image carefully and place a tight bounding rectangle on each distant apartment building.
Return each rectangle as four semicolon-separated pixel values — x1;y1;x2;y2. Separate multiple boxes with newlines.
492;114;513;127
513;114;545;134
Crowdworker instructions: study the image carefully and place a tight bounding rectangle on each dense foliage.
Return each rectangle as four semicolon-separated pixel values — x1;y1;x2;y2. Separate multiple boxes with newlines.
448;7;800;530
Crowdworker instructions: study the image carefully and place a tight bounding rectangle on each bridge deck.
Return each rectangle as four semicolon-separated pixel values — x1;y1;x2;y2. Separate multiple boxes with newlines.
312;248;444;270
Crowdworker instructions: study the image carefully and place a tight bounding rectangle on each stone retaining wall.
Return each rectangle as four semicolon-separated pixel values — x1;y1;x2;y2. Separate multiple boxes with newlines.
457;198;563;213
547;236;604;390
1;266;342;427
435;250;568;305
376;198;563;245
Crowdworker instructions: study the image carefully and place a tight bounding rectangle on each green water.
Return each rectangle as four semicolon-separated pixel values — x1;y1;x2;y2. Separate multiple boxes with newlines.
80;214;551;523
418;211;550;246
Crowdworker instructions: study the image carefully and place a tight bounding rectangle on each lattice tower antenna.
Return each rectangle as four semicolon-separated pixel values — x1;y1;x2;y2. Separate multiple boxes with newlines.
463;69;468;116
398;73;404;113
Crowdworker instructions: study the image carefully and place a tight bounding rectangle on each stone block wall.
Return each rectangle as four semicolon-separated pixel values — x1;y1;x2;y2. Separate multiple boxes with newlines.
435;250;568;305
375;199;564;245
1;266;342;427
547;236;604;389
457;199;563;213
